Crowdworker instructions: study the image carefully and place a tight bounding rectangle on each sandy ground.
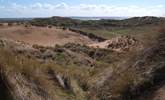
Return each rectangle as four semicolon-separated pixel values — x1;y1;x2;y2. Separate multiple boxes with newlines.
152;85;165;100
0;25;94;46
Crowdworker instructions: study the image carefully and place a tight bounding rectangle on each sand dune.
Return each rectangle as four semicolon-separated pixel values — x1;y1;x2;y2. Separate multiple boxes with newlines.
0;25;94;46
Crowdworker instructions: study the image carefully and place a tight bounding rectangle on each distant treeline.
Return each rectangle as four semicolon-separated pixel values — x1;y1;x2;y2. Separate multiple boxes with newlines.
0;18;32;23
30;16;165;28
0;16;164;28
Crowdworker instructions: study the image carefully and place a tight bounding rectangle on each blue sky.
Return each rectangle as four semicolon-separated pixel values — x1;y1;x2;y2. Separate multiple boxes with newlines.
0;0;165;17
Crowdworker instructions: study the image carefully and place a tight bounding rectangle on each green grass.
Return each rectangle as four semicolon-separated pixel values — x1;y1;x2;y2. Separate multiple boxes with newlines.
78;24;160;39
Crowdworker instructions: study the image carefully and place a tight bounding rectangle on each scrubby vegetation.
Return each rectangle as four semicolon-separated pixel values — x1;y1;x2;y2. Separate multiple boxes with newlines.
29;16;165;40
0;16;165;100
30;16;164;28
0;36;130;100
0;47;89;100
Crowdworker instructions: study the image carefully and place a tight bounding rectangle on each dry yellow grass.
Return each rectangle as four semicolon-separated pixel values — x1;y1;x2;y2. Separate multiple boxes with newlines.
0;48;91;100
0;25;94;46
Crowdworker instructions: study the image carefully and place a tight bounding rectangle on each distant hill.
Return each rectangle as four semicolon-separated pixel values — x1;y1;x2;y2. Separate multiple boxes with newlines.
0;18;33;23
30;16;165;28
30;16;80;27
70;16;127;20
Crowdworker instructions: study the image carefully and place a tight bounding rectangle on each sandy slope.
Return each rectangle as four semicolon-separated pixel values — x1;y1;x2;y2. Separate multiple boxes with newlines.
89;35;141;52
152;85;165;100
0;25;94;46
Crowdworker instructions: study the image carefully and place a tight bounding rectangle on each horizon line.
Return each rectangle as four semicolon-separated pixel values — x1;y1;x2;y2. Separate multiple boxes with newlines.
0;15;164;19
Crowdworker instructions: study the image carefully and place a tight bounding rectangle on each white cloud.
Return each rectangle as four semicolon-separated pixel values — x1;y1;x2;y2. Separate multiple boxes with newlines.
31;3;43;9
55;3;68;9
0;3;164;17
42;4;53;10
156;5;164;8
79;4;97;10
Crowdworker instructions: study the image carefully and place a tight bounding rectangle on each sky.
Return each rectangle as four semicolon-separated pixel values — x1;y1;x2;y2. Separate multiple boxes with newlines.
0;0;165;18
